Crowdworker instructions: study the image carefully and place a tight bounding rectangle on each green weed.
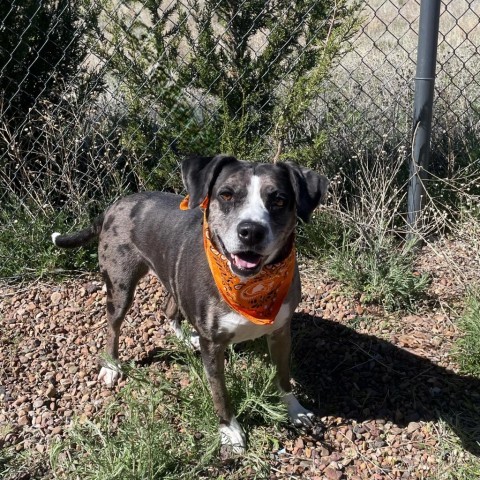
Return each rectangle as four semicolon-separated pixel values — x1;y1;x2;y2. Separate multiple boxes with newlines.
0;206;97;279
50;340;287;479
0;445;49;480
433;420;480;480
327;237;430;311
455;293;480;376
297;209;345;260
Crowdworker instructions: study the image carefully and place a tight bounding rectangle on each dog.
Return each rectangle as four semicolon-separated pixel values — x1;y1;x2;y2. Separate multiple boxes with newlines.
52;154;328;453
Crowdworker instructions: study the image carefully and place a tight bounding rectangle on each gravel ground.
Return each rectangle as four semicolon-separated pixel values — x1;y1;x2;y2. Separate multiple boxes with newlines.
1;239;480;479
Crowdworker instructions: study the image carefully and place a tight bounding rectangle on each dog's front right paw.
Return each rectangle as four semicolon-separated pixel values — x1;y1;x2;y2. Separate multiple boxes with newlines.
98;365;121;387
219;417;246;455
282;392;316;428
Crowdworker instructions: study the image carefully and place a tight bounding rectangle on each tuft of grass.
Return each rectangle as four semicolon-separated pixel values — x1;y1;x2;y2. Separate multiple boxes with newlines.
0;445;49;480
50;340;287;479
0;206;98;279
0;447;14;479
327;237;430;311
455;292;480;376
297;209;346;260
433;419;480;480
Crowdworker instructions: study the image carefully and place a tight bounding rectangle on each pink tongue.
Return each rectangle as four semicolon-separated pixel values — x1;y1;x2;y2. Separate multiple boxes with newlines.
232;254;260;270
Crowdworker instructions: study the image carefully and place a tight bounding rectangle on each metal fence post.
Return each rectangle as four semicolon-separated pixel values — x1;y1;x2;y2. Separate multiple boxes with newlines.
407;0;442;238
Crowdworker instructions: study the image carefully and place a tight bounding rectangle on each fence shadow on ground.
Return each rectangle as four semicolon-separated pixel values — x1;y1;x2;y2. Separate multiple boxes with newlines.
291;313;480;456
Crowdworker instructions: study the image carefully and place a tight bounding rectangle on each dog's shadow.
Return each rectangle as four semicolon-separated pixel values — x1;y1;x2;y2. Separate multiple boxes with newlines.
291;313;480;455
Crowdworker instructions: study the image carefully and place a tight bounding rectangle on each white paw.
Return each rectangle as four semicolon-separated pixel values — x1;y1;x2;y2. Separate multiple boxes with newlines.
172;320;201;351
172;318;184;341
189;331;201;351
219;417;246;454
282;392;315;428
98;366;121;387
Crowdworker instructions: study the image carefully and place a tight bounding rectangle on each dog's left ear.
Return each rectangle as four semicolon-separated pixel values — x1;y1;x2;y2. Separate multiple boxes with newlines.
181;154;238;208
282;162;329;222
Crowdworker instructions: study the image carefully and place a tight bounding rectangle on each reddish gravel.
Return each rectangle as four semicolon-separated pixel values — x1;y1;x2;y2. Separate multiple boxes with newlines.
1;239;480;479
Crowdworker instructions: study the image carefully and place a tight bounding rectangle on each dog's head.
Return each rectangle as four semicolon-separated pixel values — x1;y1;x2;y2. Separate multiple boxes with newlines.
181;155;328;278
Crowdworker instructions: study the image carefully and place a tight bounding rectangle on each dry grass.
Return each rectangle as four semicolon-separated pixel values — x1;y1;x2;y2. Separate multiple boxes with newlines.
322;0;480;154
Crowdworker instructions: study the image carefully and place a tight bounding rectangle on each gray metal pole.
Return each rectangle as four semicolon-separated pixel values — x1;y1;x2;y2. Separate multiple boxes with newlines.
407;0;441;237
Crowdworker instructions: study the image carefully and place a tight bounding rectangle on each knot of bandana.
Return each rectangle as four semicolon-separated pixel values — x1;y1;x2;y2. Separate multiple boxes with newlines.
180;195;296;325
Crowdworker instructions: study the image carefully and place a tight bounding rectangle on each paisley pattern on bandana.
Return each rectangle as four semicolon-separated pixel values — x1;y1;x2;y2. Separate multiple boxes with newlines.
180;194;295;325
203;223;295;325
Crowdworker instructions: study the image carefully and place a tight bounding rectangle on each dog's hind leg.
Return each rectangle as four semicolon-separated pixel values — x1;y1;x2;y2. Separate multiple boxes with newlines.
165;293;183;339
166;293;200;350
98;259;148;387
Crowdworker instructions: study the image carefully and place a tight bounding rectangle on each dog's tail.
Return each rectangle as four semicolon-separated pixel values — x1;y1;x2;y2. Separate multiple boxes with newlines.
52;214;105;249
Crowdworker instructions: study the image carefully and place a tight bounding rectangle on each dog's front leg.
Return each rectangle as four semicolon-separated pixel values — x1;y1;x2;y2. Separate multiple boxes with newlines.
199;338;246;454
267;324;315;428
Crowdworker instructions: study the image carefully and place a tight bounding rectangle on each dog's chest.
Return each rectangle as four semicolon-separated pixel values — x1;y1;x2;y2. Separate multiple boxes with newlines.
217;301;293;344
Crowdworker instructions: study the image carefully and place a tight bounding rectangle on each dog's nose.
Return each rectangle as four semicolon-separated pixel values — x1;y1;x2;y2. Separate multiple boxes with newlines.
237;221;267;245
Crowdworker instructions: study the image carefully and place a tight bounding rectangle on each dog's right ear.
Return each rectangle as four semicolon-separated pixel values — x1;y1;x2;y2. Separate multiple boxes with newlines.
283;162;329;223
181;155;238;209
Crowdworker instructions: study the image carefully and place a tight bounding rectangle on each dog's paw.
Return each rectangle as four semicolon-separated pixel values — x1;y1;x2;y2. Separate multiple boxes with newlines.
291;408;316;428
189;331;201;351
98;366;121;387
282;392;316;428
219;417;246;455
172;320;201;351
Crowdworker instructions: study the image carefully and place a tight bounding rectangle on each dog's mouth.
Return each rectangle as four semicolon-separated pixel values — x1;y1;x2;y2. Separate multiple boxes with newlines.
224;250;263;277
213;234;265;277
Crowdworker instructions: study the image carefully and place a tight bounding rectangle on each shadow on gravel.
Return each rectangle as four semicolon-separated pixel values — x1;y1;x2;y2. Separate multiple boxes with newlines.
291;313;480;456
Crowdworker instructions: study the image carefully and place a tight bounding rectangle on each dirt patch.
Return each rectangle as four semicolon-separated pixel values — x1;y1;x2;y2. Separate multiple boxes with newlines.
1;239;479;478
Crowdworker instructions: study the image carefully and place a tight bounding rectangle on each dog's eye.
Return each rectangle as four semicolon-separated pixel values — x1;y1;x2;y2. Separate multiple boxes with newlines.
219;191;233;201
272;197;286;208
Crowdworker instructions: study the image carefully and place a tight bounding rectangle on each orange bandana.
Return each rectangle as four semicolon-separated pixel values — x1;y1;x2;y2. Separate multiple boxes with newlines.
180;195;296;325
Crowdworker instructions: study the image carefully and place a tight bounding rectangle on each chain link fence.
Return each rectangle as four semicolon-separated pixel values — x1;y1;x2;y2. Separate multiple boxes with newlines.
1;0;479;278
322;0;479;165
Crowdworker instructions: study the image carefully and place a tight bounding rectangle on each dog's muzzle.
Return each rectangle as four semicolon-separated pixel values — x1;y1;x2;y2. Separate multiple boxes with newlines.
237;220;267;246
226;221;268;274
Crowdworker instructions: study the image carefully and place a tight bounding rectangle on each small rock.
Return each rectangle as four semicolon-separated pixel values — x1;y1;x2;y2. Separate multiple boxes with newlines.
86;283;101;294
33;399;44;409
324;467;342;480
320;446;330;457
18;415;30;426
51;292;62;305
45;384;57;398
407;422;421;434
295;438;304;450
373;440;386;448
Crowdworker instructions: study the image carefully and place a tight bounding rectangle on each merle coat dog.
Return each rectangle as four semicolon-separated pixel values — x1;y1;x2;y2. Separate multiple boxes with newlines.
52;155;328;452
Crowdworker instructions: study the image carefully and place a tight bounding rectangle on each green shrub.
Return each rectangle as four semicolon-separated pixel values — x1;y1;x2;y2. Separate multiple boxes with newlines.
0;0;102;198
455;293;480;376
297;209;346;260
327;236;430;310
184;0;362;159
98;0;362;171
0;0;98;118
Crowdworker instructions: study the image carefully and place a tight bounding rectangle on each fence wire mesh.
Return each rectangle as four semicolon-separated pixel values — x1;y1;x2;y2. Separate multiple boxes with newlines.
0;0;479;277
